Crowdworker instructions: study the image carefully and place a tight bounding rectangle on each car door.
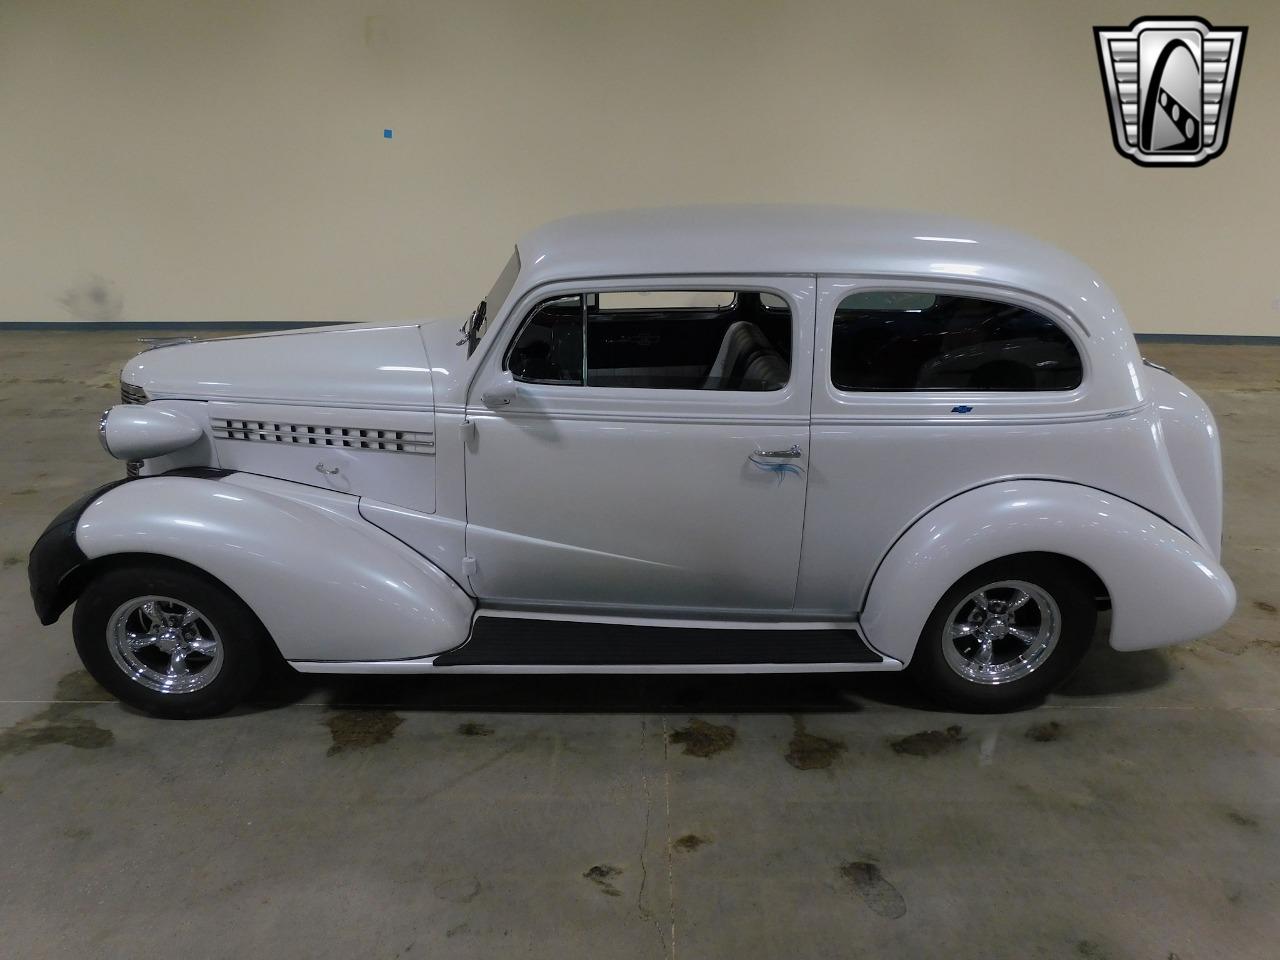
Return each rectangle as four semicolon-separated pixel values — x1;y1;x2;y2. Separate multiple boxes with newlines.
796;276;1091;616
463;276;814;613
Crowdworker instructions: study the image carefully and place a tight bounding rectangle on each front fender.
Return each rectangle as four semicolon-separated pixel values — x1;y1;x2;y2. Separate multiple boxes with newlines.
860;481;1235;663
29;478;134;625
75;475;475;661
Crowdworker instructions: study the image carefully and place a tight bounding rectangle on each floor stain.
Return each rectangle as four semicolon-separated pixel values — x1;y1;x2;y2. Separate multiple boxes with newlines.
890;725;966;757
583;863;624;897
1026;720;1063;742
672;834;710;852
785;716;847;770
457;722;494;737
218;877;250;897
323;709;404;756
1197;615;1280;655
668;719;736;758
3;555;23;567
54;670;108;702
1075;939;1110;960
432;876;481;903
840;861;906;919
1254;600;1277;614
445;923;469;938
0;671;114;756
1226;809;1259;828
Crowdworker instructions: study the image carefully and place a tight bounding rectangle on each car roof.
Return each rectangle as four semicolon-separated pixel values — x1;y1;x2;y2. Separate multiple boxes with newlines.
510;206;1146;412
515;205;1116;326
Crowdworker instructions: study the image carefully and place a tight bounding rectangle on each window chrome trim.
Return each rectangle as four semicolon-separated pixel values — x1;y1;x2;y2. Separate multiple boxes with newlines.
816;276;1094;408
828;288;1085;394
501;284;796;392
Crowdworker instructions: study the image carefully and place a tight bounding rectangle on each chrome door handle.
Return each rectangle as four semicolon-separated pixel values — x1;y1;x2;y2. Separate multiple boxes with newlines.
752;445;803;459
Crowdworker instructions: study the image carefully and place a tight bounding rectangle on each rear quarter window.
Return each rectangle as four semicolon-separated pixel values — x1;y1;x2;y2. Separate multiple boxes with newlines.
831;291;1083;392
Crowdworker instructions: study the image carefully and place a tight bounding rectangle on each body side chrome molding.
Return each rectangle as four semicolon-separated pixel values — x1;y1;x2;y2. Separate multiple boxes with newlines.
810;401;1149;427
145;392;436;413
287;659;903;675
472;607;861;630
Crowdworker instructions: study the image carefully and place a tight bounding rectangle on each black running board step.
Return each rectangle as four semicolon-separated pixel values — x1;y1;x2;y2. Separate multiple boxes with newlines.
432;616;882;667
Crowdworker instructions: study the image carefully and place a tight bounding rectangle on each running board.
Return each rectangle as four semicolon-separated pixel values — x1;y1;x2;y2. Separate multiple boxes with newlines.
430;614;886;667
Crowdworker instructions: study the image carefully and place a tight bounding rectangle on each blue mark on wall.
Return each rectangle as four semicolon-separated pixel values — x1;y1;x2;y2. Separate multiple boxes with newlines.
383;128;394;139
951;405;973;413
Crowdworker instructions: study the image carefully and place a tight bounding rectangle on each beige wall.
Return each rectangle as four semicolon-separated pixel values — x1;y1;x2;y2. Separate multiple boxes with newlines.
2;0;1276;334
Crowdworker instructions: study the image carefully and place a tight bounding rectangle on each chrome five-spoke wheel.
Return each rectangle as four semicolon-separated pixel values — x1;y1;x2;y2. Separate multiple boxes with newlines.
910;558;1096;711
941;579;1062;685
75;563;267;718
107;595;225;694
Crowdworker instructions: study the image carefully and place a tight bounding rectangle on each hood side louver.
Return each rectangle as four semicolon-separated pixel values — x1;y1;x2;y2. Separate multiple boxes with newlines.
210;418;434;455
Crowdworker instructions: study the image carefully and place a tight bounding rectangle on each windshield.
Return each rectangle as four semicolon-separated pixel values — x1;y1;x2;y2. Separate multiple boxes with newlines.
462;248;520;356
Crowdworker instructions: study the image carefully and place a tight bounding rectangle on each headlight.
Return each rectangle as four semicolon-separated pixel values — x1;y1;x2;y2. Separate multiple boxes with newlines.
98;405;203;461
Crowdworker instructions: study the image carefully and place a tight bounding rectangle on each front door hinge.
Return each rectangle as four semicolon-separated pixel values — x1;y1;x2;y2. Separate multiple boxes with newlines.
460;418;476;442
462;556;478;577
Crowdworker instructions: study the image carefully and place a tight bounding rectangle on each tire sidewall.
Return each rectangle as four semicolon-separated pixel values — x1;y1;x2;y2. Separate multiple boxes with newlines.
73;563;264;719
909;558;1097;712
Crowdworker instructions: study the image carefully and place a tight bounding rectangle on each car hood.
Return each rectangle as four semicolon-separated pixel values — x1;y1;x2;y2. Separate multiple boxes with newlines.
122;320;462;410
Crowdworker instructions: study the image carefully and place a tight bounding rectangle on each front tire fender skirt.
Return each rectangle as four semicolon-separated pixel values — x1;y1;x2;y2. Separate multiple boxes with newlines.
860;481;1235;663
76;476;475;661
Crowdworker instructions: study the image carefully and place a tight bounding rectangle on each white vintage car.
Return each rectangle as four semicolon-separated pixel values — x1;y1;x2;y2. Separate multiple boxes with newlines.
30;207;1235;718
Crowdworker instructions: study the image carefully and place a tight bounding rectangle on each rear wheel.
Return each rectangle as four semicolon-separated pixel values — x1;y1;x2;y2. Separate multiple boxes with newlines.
908;557;1096;712
73;562;266;719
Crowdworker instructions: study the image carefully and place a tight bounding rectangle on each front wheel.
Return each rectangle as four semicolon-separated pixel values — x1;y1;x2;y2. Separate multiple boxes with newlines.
73;562;267;719
908;557;1097;712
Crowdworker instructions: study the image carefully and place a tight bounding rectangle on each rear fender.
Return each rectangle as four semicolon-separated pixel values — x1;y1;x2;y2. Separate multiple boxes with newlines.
860;480;1235;663
75;475;474;661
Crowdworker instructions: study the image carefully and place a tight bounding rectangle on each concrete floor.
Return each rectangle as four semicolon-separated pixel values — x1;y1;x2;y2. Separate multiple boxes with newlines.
1;332;1278;959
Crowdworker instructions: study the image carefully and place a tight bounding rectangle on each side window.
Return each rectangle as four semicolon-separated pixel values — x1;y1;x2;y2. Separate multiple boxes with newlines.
506;295;585;384
506;289;791;391
830;291;1083;392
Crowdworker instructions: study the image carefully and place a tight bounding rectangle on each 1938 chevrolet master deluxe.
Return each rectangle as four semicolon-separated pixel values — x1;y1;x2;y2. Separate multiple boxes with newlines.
29;207;1235;717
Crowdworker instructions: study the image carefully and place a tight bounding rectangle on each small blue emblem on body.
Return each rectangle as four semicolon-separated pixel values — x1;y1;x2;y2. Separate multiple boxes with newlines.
951;405;973;413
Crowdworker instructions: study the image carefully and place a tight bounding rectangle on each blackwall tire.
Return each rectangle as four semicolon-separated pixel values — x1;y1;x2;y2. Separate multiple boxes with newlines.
72;562;267;719
908;557;1097;712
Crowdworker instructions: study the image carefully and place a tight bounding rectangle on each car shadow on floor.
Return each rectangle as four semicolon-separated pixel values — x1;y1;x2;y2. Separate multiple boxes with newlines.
1055;641;1172;699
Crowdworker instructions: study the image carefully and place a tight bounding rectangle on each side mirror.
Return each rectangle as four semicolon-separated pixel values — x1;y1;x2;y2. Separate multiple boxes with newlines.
480;370;519;408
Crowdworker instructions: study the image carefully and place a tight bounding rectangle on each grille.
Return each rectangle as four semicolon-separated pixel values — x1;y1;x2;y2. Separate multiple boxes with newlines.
120;382;148;405
210;418;434;455
119;382;147;477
